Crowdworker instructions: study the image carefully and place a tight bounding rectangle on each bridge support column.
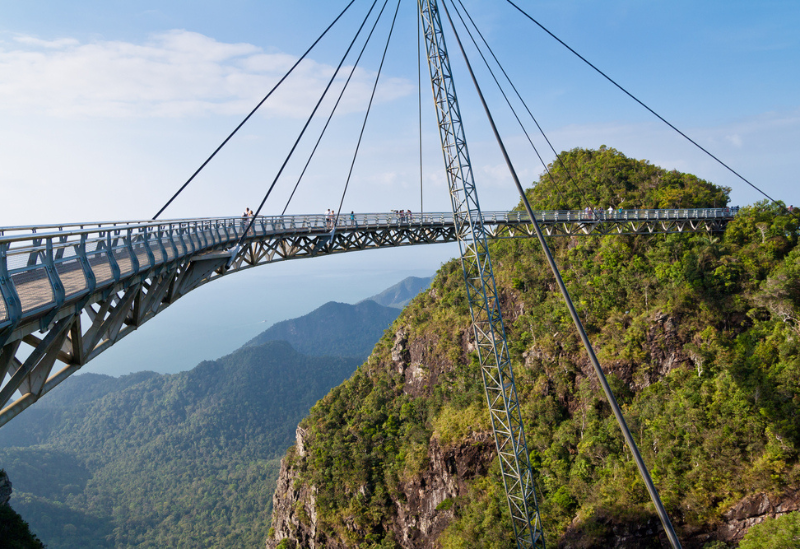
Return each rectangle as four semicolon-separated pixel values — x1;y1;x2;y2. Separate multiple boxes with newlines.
420;1;545;547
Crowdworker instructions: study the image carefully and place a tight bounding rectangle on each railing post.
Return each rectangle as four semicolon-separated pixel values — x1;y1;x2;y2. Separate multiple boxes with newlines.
0;243;23;344
106;232;121;284
141;228;156;271
126;229;140;276
76;233;97;297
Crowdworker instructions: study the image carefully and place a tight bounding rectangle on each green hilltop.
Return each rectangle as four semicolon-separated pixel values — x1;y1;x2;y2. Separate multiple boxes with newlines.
271;147;800;547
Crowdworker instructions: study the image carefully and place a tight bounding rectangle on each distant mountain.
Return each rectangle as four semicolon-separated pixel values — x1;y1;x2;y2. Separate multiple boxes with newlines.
0;341;360;549
361;276;433;308
245;300;401;359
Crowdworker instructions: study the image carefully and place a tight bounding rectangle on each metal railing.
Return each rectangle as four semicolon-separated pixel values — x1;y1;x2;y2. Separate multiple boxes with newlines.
0;208;737;327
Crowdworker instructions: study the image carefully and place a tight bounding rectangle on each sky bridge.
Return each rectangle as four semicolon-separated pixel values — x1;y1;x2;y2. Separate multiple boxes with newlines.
0;207;734;428
3;0;791;545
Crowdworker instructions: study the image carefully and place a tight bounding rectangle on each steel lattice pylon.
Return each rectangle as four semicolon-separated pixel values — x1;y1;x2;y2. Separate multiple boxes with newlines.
418;0;546;547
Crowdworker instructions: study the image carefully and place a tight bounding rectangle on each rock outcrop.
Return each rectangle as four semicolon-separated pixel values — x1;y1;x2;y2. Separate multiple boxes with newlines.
266;427;495;549
0;470;46;549
0;470;12;507
683;489;800;547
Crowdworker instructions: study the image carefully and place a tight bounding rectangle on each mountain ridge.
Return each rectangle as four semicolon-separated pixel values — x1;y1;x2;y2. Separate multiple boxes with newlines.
265;147;800;548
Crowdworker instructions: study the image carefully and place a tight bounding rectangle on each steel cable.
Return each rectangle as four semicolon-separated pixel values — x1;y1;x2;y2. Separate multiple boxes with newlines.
334;0;403;228
237;0;381;248
441;0;683;546
281;0;393;215
505;0;777;204
152;0;358;220
448;0;572;207
454;0;586;205
417;0;424;214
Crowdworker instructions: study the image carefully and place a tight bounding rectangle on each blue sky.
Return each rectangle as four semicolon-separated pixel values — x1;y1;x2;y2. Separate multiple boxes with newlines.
1;0;797;224
1;0;798;374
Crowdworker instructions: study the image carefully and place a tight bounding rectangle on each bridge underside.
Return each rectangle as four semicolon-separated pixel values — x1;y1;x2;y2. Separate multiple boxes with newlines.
0;210;732;427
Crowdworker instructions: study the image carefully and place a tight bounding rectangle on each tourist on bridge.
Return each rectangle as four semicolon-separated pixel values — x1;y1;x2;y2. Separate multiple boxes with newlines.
407;210;413;223
350;211;356;227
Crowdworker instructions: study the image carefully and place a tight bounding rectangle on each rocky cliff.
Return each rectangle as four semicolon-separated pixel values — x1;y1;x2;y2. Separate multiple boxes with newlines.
1;469;12;507
265;149;800;548
0;470;46;548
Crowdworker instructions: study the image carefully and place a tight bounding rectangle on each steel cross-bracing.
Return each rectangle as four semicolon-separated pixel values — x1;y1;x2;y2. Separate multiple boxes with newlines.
0;207;734;428
419;0;544;545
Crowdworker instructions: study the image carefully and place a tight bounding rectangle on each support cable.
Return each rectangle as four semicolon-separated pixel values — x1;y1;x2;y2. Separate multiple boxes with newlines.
152;0;358;220
454;0;585;204
281;0;392;215
448;0;571;206
237;0;381;247
334;0;403;227
505;0;777;204
439;1;683;547
418;0;424;215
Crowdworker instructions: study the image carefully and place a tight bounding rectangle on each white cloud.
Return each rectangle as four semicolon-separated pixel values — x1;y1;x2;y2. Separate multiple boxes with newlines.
0;30;412;118
725;133;743;148
14;36;80;49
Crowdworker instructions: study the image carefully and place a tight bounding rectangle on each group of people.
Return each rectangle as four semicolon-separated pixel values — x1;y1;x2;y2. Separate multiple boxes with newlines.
581;206;624;220
395;209;414;223
325;209;337;229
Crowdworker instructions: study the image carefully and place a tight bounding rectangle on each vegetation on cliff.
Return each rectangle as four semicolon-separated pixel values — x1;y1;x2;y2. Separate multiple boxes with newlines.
274;147;800;547
0;469;46;549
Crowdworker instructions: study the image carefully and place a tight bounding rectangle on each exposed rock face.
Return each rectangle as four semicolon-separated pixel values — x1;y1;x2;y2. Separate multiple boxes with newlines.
266;429;325;549
265;299;794;548
683;489;800;547
266;427;495;549
0;470;12;507
392;434;494;547
560;511;666;549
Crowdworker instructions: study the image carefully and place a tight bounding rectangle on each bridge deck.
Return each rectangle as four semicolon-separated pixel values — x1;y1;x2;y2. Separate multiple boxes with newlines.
0;207;735;427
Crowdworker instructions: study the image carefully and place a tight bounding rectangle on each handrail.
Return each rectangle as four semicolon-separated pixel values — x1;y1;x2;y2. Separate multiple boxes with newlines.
0;207;738;243
0;207;738;327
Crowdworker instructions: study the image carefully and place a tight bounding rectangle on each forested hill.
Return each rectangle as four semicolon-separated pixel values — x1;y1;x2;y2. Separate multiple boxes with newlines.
245;299;401;359
361;276;434;309
0;276;432;548
0;341;360;548
267;147;800;548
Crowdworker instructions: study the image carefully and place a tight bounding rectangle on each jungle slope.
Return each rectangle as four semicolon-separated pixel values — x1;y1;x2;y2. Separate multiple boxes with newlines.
266;147;800;548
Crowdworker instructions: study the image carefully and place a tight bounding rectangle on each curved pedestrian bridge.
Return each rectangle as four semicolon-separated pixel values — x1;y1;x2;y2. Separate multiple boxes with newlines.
0;207;735;427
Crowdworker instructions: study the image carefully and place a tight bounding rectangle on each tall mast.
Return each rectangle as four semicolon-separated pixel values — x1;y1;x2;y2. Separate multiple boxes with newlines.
418;1;546;547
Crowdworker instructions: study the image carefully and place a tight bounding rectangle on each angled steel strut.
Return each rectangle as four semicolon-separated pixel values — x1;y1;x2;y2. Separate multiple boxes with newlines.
418;0;546;547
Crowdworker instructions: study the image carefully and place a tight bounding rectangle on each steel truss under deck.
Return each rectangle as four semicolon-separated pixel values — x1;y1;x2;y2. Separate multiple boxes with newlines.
0;208;732;429
419;0;545;546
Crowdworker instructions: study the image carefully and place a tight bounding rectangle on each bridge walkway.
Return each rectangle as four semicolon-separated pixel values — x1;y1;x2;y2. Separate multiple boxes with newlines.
0;207;735;427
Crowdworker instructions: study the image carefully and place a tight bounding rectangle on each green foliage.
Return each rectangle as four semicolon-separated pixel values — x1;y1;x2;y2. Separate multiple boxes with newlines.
0;341;361;549
431;401;490;446
523;146;730;211
279;148;800;546
0;503;47;549
0;469;47;549
738;511;800;548
438;469;515;549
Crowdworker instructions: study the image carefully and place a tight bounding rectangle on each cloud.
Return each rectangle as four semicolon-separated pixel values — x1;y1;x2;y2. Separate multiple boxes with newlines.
13;36;80;49
0;30;412;118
